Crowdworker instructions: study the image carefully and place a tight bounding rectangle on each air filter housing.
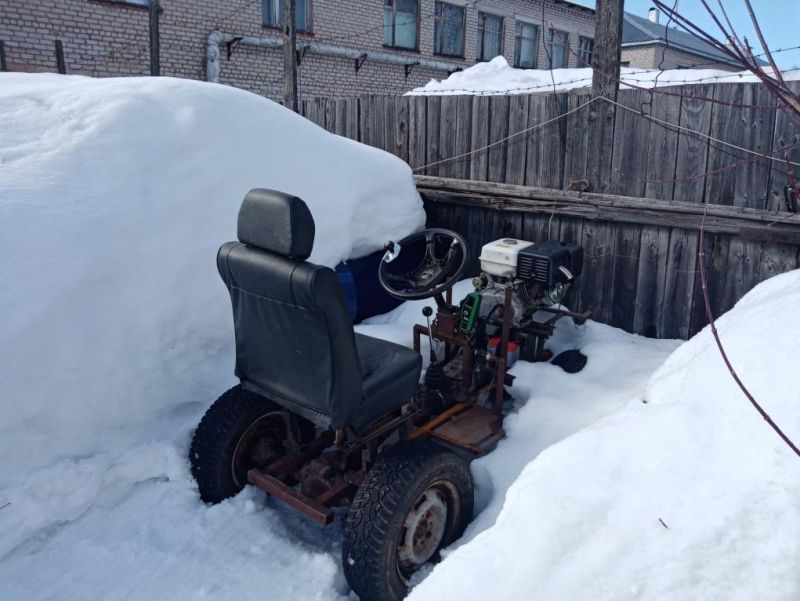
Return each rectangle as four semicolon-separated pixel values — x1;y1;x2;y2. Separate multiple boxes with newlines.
517;240;583;287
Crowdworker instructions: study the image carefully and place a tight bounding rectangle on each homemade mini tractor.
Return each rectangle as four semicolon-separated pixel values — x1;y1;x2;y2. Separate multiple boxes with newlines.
189;189;588;601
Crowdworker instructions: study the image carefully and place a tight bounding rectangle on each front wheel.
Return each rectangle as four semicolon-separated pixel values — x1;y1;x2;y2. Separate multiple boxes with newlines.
342;441;474;601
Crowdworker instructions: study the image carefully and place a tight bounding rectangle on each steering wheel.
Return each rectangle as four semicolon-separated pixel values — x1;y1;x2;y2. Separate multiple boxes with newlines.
378;228;468;300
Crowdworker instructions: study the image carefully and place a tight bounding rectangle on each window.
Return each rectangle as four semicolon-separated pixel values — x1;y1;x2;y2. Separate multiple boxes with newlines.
262;0;312;32
578;36;594;66
434;1;465;57
514;21;539;69
548;29;568;68
477;12;504;62
384;0;418;50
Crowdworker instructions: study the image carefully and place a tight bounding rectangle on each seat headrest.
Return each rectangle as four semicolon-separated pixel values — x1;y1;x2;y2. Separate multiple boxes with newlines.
237;189;315;260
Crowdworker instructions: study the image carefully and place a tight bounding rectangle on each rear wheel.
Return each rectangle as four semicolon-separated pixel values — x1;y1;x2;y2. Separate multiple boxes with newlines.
189;385;288;503
342;441;473;601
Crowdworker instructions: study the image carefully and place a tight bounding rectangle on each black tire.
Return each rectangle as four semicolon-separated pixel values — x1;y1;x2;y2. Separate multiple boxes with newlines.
342;441;474;601
189;384;285;503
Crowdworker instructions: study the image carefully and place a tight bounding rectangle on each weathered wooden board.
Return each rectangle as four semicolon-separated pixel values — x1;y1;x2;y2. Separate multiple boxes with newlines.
470;96;490;181
408;96;427;171
609;222;643;332
504;94;529;185
426;95;442;177
452;95;473;180
562;92;592;189
438;96;459;179
382;94;397;155
643;89;682;201
487;95;510;183
609;89;651;197
633;225;670;338
392;96;409;163
672;84;714;203
767;81;800;212
525;94;566;189
416;176;800;235
705;83;777;209
578;220;617;324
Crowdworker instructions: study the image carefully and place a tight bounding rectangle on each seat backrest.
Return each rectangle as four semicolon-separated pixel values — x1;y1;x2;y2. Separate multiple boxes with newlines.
217;189;362;429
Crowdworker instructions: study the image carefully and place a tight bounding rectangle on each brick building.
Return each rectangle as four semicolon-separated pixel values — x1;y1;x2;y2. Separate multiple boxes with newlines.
621;8;742;71
0;0;596;100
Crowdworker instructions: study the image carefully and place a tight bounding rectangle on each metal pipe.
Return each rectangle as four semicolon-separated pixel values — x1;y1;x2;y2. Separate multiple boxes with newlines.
206;29;462;84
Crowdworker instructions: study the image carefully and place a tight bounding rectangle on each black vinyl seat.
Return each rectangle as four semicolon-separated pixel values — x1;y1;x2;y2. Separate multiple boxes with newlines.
352;333;422;433
217;189;422;435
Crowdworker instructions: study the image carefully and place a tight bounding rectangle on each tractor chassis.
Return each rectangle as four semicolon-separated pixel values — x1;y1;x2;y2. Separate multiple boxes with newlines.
244;285;587;526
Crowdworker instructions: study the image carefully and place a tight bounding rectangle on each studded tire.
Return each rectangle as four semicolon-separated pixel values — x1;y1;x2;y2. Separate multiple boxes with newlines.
342;440;473;601
189;385;284;504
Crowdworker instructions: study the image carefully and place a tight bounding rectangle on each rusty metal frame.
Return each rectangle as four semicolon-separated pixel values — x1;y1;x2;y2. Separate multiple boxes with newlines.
246;281;517;526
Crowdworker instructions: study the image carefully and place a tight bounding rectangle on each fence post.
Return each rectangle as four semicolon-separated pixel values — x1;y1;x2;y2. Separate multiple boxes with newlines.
283;0;299;111
0;41;7;71
149;0;160;76
587;0;624;192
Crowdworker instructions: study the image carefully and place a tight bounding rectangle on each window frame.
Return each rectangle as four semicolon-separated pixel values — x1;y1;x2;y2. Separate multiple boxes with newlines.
578;35;594;67
433;1;466;58
477;11;504;62
513;20;539;69
262;0;313;34
383;0;420;51
548;28;569;69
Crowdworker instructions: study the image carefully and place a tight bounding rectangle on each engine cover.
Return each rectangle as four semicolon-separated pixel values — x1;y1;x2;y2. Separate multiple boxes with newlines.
478;238;534;277
517;240;583;287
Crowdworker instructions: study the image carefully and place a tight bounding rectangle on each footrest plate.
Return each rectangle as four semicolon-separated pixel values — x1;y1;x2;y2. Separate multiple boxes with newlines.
428;406;505;455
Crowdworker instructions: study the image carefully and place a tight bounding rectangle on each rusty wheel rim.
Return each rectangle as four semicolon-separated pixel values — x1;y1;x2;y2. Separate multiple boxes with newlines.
231;411;287;488
397;481;458;578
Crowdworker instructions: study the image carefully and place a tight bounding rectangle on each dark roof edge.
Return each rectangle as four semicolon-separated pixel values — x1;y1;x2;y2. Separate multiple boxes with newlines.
621;39;743;68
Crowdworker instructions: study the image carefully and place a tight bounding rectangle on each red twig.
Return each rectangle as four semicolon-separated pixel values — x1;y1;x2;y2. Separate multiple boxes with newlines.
698;210;800;458
743;0;786;88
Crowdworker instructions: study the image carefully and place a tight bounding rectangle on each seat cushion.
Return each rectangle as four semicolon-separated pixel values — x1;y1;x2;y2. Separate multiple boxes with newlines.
351;333;422;434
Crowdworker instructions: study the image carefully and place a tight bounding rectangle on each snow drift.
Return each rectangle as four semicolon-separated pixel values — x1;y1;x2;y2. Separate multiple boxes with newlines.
408;55;800;95
0;73;423;485
409;269;800;601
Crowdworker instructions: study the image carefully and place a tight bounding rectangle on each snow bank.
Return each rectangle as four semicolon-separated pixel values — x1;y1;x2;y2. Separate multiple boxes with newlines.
410;269;800;601
408;55;800;95
0;73;423;486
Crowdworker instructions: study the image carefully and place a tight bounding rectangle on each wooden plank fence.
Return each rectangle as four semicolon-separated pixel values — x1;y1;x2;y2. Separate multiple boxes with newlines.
299;82;800;339
416;176;800;339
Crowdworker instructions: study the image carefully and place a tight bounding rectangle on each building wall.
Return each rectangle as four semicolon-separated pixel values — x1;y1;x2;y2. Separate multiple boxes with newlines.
0;0;596;100
621;43;739;71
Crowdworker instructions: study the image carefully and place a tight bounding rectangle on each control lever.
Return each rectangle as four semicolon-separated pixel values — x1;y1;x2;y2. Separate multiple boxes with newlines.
422;306;437;364
422;306;447;394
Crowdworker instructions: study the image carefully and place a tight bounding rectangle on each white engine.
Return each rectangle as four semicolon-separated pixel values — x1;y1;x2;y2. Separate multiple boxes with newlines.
478;238;534;278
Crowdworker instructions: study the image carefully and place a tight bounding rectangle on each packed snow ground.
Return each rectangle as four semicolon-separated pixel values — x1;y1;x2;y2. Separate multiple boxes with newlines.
408;55;800;95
